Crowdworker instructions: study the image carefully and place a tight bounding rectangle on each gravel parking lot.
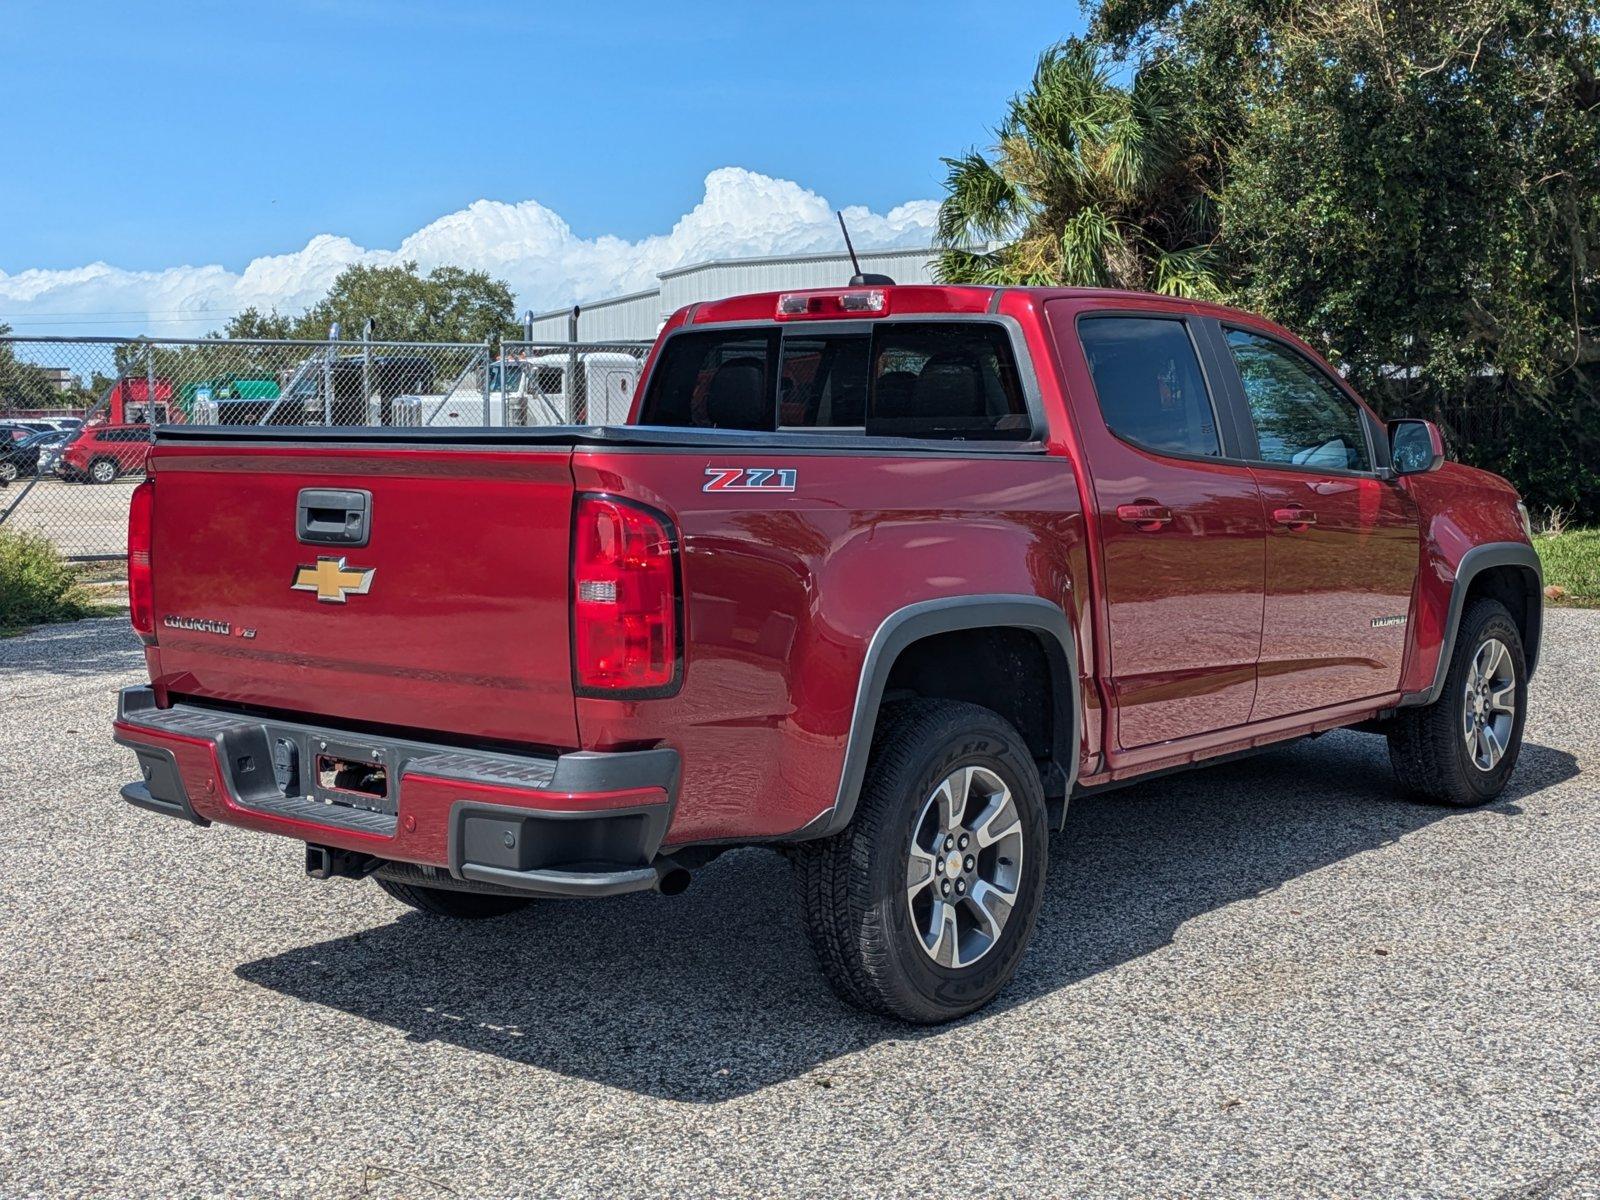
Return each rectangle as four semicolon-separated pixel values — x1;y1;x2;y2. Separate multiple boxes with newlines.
0;475;138;559
1;612;1595;1198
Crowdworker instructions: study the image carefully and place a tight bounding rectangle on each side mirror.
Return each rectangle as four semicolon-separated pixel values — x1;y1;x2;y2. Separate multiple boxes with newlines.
1389;418;1445;476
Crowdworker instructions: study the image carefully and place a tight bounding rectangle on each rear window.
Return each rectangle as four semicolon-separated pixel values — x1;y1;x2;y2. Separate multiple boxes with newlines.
639;322;1030;441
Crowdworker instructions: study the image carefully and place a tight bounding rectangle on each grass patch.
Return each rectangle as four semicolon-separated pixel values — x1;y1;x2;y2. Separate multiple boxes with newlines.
0;529;117;633
1535;527;1600;608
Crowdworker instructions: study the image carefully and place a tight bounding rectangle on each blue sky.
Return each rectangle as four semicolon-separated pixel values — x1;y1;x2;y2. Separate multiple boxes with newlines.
1;0;1086;331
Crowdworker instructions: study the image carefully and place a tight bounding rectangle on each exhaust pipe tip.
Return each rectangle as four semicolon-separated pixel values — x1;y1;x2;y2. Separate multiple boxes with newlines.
655;864;692;896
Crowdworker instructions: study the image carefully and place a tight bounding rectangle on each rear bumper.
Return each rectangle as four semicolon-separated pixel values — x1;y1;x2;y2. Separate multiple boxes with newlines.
113;686;679;898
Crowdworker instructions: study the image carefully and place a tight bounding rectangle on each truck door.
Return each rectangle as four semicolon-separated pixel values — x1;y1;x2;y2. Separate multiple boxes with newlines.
1211;325;1420;719
1047;303;1267;749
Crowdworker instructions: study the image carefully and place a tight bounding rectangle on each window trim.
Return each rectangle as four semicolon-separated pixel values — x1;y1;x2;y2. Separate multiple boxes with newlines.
1213;321;1383;479
638;314;1048;444
1072;310;1243;465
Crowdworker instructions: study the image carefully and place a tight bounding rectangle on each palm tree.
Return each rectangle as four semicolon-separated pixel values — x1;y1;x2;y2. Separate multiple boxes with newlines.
936;39;1222;298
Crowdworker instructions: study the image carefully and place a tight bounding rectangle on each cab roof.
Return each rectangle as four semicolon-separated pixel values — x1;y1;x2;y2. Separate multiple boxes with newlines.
684;284;1259;327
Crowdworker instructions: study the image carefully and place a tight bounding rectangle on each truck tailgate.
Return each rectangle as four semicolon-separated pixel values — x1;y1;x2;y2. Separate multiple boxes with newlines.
146;440;579;749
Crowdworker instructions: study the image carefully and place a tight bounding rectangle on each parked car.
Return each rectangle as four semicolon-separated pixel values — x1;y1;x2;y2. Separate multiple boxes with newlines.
1;421;39;445
29;428;72;474
57;423;152;483
0;429;70;481
113;282;1541;1023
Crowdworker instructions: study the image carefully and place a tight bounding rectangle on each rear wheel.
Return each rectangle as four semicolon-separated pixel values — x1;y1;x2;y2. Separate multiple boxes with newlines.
792;699;1048;1024
88;458;118;484
1387;598;1527;806
374;876;532;918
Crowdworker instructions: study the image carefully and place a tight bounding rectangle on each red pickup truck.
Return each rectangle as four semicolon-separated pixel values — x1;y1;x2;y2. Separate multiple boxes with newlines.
114;284;1541;1022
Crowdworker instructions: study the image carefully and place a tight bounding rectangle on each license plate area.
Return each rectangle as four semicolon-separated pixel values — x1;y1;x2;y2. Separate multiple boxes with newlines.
308;739;396;815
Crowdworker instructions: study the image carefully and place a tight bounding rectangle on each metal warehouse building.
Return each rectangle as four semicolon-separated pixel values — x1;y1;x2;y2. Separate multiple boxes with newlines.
527;245;938;342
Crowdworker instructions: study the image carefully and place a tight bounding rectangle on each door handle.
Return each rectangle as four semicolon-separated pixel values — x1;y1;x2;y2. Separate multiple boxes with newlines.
1273;506;1318;530
1116;503;1174;531
297;488;372;547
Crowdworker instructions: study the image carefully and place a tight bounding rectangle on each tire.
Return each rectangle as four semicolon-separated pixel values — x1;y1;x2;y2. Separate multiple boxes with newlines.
88;458;118;484
0;461;17;483
1387;598;1527;806
373;876;532;919
792;699;1049;1024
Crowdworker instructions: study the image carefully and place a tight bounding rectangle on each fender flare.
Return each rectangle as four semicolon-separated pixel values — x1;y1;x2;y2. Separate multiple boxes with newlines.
793;594;1081;840
1408;540;1543;707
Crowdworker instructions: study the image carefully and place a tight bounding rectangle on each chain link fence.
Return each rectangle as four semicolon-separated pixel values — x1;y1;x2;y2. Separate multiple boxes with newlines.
0;333;652;561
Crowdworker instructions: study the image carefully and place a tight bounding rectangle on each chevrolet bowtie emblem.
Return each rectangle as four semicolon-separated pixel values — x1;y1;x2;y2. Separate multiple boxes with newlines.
291;556;376;604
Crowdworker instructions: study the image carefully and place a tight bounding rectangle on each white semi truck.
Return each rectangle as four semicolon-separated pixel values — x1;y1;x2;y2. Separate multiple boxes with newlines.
390;352;644;427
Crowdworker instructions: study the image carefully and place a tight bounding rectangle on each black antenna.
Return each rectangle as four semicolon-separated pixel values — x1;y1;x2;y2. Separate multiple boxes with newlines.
836;210;896;287
837;211;863;278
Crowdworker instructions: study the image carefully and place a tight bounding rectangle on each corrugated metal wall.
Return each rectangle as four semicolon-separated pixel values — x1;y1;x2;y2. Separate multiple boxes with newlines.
657;246;937;315
526;288;663;341
527;246;938;342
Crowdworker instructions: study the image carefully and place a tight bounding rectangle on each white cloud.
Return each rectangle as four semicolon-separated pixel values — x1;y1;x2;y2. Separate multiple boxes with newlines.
0;168;940;336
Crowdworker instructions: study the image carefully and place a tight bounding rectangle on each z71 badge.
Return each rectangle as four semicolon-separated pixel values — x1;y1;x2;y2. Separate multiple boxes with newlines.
703;467;797;494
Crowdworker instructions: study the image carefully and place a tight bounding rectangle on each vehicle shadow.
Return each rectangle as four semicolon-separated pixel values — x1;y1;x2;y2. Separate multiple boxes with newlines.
236;731;1580;1102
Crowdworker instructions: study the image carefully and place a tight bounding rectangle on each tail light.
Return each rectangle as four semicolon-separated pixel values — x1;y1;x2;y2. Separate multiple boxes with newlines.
776;289;888;319
128;479;156;644
572;495;680;696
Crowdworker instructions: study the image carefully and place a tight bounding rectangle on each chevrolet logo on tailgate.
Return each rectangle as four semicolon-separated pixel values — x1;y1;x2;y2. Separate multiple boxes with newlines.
291;556;376;604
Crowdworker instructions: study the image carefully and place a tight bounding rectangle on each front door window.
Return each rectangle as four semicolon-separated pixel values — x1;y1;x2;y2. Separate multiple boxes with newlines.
1225;329;1371;472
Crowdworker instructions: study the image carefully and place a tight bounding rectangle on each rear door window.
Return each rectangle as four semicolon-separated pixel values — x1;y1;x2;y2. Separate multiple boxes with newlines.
1077;317;1221;458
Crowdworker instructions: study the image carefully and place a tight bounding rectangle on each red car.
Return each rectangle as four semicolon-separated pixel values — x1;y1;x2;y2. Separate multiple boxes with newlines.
58;423;153;483
112;284;1541;1022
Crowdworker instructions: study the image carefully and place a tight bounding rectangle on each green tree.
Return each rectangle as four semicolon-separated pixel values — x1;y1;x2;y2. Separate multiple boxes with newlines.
224;263;518;345
958;3;1599;519
934;39;1222;297
224;307;297;340
0;323;61;409
1152;0;1600;512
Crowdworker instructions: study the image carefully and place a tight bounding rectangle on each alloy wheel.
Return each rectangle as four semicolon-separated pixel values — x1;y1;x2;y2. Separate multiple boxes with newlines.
1462;637;1516;771
906;765;1025;968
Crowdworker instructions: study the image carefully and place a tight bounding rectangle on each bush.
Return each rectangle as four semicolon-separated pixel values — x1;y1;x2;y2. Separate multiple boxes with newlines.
0;529;97;630
1432;382;1600;527
1535;529;1600;608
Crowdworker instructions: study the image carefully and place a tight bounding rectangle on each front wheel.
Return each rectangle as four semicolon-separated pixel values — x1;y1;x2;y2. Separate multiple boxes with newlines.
0;461;18;483
1387;598;1527;806
87;458;119;484
792;699;1049;1024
